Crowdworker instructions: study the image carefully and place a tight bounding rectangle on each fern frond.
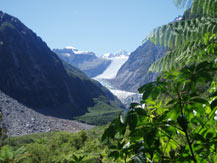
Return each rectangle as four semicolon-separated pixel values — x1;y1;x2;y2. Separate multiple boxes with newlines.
149;35;217;72
150;17;217;50
147;0;217;72
173;0;217;17
173;0;194;9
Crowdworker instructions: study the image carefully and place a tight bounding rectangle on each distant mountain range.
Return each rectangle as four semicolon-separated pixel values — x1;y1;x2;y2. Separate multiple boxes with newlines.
0;11;124;130
53;47;111;78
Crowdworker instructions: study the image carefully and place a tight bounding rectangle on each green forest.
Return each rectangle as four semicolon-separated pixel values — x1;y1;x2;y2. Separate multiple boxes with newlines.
0;0;217;162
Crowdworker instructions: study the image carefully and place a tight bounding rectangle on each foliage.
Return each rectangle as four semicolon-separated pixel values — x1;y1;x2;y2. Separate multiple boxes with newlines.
102;0;217;161
69;154;85;163
173;0;194;9
147;0;217;72
103;58;217;162
173;0;217;17
0;146;29;163
2;127;114;163
75;98;122;125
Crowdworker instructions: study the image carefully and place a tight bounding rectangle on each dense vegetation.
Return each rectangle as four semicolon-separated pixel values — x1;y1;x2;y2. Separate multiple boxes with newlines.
102;0;217;162
0;127;114;163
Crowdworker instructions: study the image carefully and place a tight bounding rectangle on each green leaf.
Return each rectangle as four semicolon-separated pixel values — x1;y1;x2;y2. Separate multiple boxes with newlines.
152;87;160;100
108;151;119;160
135;108;147;116
101;120;118;141
194;133;206;143
190;97;209;105
206;132;214;140
127;112;138;131
167;99;178;105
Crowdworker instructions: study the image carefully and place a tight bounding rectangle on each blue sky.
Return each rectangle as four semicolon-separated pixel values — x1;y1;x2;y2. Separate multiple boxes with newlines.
1;0;185;56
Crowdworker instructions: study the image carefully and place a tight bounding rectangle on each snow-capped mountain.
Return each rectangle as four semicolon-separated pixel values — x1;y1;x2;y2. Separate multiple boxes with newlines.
102;49;130;59
56;46;96;56
53;47;111;78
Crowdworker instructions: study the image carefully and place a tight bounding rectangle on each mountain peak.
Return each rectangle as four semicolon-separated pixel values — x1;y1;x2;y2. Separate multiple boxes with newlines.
102;49;130;59
65;46;78;51
115;49;131;56
54;47;96;56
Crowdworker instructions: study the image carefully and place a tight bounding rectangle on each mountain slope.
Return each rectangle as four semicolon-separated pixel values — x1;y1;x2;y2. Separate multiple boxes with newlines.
53;47;111;78
0;11;123;123
112;41;167;92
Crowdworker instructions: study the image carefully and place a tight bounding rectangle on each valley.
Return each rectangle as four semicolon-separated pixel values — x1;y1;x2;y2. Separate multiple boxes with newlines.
0;0;216;162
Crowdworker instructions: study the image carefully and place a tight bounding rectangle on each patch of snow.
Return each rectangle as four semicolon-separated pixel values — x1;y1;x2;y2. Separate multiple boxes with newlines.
102;49;130;59
65;46;78;51
64;46;95;56
73;51;95;56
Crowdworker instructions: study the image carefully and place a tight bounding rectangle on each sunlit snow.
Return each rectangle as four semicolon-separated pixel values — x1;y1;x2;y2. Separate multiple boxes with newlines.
93;50;141;106
95;56;128;79
65;46;95;56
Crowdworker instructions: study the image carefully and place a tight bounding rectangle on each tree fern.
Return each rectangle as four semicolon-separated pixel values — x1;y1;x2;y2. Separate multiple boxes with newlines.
147;0;217;72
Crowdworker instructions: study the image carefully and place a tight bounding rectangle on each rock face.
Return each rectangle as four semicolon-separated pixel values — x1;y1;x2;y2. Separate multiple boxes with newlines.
112;41;166;92
0;11;123;120
53;47;111;78
0;91;93;137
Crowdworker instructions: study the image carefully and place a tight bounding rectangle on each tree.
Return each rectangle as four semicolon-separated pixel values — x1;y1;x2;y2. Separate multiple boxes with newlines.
102;0;217;162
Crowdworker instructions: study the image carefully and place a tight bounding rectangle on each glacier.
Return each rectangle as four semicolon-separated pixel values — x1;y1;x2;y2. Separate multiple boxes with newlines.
93;50;142;107
95;56;128;79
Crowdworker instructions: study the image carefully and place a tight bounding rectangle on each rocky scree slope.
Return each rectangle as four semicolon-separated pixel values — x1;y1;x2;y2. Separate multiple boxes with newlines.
111;41;167;92
0;91;93;137
0;11;123;120
53;47;111;78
